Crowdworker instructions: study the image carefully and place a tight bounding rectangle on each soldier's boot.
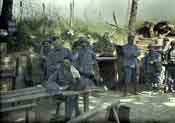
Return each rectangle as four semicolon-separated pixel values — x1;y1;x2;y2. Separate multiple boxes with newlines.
123;84;128;96
50;103;62;122
133;84;138;95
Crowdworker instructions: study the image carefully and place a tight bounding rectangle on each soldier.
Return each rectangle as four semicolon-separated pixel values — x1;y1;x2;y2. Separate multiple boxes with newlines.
143;43;162;90
166;41;175;92
161;38;170;86
24;47;44;87
122;32;140;96
46;37;72;79
45;59;81;121
40;38;55;80
74;37;101;88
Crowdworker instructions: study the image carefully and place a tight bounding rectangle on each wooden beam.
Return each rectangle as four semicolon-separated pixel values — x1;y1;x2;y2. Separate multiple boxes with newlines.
128;0;139;32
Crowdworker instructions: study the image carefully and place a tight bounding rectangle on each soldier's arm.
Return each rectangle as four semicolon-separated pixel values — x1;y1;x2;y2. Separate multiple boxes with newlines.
153;53;162;63
93;52;102;83
44;70;62;93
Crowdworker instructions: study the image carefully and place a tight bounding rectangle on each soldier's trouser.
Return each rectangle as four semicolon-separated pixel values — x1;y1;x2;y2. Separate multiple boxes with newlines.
65;95;80;119
123;67;137;94
167;68;175;90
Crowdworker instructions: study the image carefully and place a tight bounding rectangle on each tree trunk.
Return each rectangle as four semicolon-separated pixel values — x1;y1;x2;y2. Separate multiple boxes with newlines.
128;0;138;32
0;0;13;30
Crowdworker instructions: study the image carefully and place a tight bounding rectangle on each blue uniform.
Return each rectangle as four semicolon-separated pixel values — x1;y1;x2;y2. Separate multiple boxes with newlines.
167;48;175;91
46;48;72;79
122;43;140;94
74;47;97;88
123;43;140;81
45;64;80;119
143;51;162;85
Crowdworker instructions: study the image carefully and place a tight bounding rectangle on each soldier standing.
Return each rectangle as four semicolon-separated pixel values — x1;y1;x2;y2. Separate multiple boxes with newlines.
45;59;81;121
122;32;140;96
143;43;162;90
46;37;72;79
161;38;170;87
166;41;175;92
74;37;101;88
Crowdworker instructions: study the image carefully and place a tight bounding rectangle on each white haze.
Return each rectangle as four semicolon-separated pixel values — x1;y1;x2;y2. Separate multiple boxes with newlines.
13;0;175;25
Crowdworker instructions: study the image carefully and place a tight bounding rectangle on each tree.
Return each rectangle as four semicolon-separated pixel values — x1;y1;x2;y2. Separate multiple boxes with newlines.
0;0;13;30
128;0;138;32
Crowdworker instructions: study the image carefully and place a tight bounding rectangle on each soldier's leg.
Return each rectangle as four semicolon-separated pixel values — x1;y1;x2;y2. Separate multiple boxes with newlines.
74;95;81;117
153;73;161;90
65;96;74;120
123;67;132;96
171;69;175;90
132;68;138;94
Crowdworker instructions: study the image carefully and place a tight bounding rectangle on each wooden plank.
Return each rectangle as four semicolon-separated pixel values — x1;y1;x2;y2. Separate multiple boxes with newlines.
1;87;103;103
83;93;89;112
1;86;46;98
96;57;117;61
0;103;36;112
1;86;102;99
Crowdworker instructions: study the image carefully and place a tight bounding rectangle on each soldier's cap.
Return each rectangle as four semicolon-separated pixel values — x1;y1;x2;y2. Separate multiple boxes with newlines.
128;31;135;37
170;40;175;46
78;37;90;46
47;36;59;44
163;37;169;42
72;41;81;48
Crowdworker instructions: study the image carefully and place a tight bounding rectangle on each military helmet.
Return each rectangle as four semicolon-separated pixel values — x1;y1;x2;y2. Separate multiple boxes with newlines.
163;37;169;42
170;40;175;46
128;31;135;37
47;36;58;44
147;43;154;49
78;36;90;47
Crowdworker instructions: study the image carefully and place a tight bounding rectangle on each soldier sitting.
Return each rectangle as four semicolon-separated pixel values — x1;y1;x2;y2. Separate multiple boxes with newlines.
143;43;162;90
45;59;81;122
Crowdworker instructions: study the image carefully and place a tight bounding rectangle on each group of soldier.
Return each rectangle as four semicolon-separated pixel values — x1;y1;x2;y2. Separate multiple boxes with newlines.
39;36;100;121
141;38;175;93
23;30;175;121
119;32;175;96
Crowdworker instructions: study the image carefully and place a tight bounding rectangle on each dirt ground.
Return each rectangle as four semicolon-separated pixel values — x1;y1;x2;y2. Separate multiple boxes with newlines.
2;89;175;123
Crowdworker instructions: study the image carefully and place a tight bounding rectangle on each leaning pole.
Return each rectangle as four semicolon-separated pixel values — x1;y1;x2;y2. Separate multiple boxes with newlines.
128;0;139;32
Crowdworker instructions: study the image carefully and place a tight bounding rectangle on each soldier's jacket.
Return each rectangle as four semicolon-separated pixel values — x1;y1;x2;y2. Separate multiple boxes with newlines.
24;52;44;85
143;51;162;73
73;46;100;86
76;47;97;75
123;43;140;68
167;48;175;64
46;48;72;78
45;64;79;95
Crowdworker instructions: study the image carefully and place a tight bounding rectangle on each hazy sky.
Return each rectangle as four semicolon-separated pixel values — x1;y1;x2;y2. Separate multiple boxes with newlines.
13;0;175;25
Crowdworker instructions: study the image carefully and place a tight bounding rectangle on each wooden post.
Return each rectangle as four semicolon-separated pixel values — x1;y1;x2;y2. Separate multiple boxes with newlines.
128;0;139;32
69;0;75;28
0;0;13;31
20;1;23;21
83;93;89;112
1;0;13;21
25;108;29;123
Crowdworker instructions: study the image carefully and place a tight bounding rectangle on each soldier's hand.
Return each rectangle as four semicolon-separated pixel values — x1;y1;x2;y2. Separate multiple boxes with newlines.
150;61;154;64
60;85;69;90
